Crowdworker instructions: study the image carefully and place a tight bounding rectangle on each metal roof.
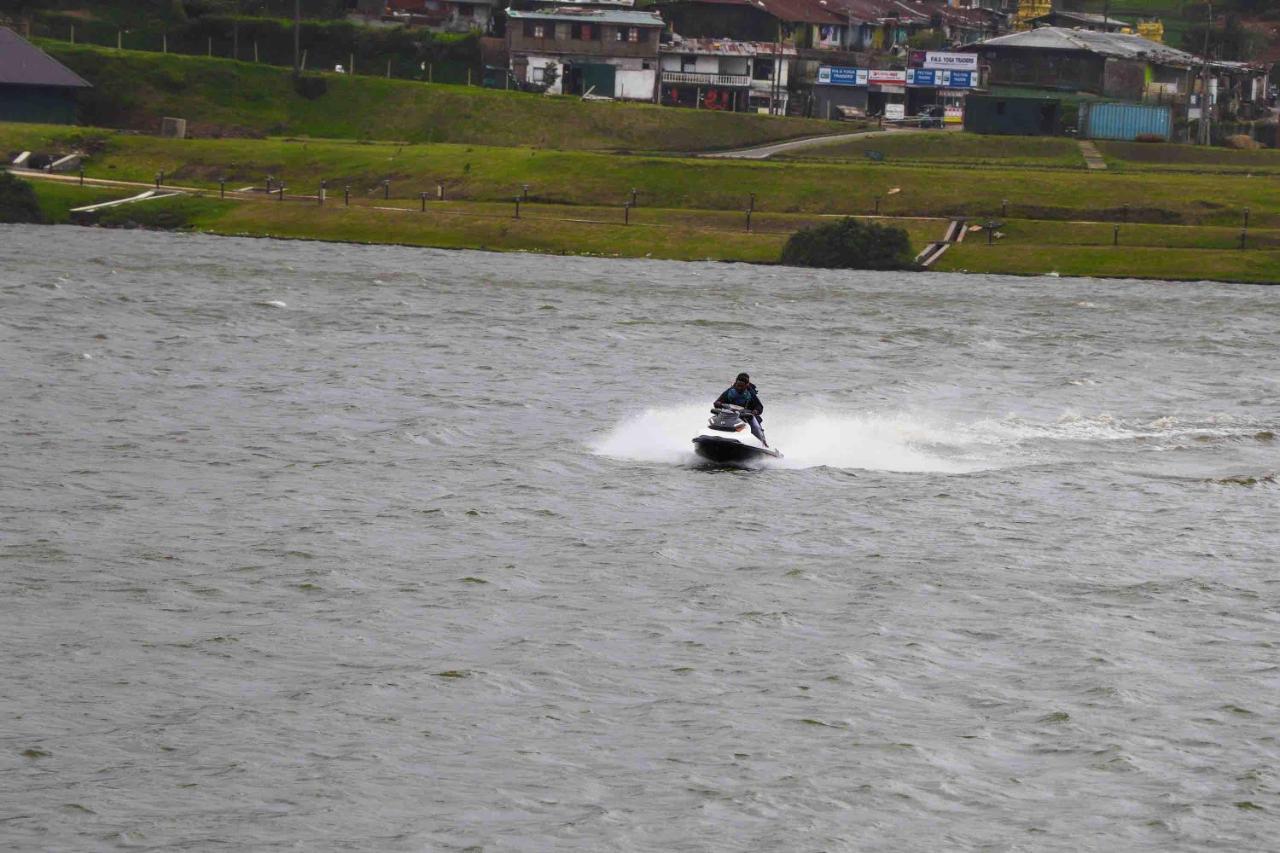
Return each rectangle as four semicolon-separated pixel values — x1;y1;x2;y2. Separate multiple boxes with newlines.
971;26;1200;68
506;8;665;25
0;27;91;88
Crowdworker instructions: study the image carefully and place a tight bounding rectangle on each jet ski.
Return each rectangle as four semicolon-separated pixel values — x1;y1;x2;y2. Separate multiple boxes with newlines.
692;404;782;465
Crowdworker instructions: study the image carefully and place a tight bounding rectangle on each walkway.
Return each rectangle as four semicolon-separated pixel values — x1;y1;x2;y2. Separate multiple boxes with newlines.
703;125;954;160
1078;140;1107;171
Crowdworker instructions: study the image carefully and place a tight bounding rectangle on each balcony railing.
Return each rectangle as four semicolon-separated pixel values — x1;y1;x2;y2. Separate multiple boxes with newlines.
661;71;752;88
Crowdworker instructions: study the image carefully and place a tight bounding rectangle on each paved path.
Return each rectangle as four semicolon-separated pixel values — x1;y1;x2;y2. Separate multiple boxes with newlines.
702;125;954;160
1078;140;1107;170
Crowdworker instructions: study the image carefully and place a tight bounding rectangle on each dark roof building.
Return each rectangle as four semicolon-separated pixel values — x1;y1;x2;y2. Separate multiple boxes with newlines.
0;27;91;125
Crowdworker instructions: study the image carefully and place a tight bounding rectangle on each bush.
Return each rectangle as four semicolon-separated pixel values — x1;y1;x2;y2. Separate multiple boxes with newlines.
780;217;918;271
0;172;45;224
1224;134;1260;150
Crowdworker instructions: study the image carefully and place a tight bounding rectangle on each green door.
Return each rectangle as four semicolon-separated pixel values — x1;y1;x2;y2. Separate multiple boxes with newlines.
582;64;616;98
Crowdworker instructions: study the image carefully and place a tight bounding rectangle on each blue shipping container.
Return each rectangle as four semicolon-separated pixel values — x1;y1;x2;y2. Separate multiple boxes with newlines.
1080;102;1172;142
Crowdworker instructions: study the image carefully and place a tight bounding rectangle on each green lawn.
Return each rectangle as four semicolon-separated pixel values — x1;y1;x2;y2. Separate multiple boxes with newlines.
39;41;842;153
777;132;1086;169
1098;140;1280;173
5;125;1279;227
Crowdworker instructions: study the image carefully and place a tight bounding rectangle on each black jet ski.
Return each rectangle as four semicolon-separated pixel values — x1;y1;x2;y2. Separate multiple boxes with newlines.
692;404;782;465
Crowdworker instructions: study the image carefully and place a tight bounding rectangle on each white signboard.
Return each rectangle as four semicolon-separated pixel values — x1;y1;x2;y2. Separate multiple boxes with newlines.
885;103;905;121
924;51;977;71
868;69;907;85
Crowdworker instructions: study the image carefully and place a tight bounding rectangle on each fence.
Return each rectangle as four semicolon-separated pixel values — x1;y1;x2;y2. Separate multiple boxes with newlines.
28;12;483;86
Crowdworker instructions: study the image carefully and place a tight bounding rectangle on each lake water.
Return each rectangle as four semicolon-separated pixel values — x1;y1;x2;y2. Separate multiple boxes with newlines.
2;225;1278;851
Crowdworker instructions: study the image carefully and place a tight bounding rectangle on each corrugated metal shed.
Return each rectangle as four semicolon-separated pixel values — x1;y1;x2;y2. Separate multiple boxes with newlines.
0;27;91;88
1079;101;1172;141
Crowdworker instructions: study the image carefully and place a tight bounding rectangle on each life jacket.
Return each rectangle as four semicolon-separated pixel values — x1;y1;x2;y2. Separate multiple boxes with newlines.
722;384;757;408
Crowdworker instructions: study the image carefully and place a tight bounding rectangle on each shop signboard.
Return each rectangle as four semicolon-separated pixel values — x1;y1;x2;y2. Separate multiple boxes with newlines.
885;103;906;121
868;69;907;85
907;68;976;88
817;66;868;87
923;51;977;70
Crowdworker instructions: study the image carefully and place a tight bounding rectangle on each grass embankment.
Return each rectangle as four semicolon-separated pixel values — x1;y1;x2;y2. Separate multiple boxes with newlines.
781;131;1280;175
4;125;1278;227
23;179;941;263
1097;141;1280;174
777;133;1087;168
39;41;841;152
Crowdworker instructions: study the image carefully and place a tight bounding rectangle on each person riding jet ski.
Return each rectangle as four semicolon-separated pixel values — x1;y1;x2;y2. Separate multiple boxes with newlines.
714;372;768;447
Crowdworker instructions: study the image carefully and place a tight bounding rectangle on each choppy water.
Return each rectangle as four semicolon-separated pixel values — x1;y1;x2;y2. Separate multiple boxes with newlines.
2;225;1278;851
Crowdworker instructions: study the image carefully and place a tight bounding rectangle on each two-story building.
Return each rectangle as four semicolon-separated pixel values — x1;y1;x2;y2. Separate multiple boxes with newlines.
659;36;797;113
506;6;665;99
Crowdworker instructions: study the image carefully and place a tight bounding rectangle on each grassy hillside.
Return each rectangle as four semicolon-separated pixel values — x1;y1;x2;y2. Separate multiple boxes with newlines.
39;41;842;153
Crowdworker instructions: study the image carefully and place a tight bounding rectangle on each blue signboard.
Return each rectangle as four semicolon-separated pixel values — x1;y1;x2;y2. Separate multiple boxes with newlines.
817;66;868;87
907;68;976;88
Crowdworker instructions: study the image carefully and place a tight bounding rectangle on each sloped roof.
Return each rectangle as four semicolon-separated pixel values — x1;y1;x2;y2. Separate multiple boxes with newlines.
971;26;1199;68
0;27;91;88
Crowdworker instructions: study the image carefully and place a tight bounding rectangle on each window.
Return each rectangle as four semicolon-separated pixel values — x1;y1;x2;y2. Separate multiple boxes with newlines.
524;21;547;38
571;23;595;40
681;54;697;72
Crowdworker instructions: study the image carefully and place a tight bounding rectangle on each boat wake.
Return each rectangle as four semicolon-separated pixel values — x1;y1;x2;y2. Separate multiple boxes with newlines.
590;405;1277;475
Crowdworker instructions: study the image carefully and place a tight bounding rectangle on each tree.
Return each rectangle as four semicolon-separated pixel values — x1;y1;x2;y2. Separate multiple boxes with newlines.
540;61;559;92
780;218;919;271
0;172;45;225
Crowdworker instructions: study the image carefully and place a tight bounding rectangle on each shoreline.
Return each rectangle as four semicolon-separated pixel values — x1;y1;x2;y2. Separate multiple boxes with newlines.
12;170;1280;286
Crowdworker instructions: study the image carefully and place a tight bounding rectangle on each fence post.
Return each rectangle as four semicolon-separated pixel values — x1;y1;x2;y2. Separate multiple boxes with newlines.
70;24;74;44
874;195;881;215
1240;230;1247;250
344;185;350;206
1243;207;1250;229
319;180;326;206
163;33;167;54
279;183;285;201
745;207;752;232
79;167;84;187
350;53;355;76
219;178;225;199
207;36;212;58
1113;224;1119;246
521;184;529;201
420;191;427;212
624;201;630;225
514;197;521;219
117;30;122;50
383;180;390;200
1002;198;1008;217
254;41;259;63
438;182;445;201
387;59;391;79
